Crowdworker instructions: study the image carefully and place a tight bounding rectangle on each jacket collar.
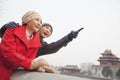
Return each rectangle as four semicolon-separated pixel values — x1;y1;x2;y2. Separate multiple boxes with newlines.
14;25;41;48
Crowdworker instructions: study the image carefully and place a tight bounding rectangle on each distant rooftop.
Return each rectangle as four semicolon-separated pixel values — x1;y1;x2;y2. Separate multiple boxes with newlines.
63;65;80;70
101;49;118;58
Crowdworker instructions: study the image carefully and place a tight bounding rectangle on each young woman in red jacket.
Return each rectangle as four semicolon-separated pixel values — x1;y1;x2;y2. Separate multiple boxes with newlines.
0;11;49;80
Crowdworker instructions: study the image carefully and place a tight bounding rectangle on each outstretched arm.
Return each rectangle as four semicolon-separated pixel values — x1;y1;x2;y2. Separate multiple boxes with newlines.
36;27;84;57
36;35;71;57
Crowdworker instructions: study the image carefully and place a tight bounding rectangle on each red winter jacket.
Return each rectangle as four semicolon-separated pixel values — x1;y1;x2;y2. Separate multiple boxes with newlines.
0;25;41;80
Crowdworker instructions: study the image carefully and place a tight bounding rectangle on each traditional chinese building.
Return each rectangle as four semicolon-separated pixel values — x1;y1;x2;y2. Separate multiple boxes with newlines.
88;50;120;80
98;49;120;66
60;65;81;75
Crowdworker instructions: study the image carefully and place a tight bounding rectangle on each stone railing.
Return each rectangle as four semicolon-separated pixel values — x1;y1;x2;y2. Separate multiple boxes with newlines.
10;70;82;80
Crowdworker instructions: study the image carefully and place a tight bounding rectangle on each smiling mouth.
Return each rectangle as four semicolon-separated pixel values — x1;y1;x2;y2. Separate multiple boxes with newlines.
44;32;48;36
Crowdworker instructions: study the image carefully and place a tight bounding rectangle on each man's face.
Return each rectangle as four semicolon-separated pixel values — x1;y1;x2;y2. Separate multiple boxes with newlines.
39;25;52;38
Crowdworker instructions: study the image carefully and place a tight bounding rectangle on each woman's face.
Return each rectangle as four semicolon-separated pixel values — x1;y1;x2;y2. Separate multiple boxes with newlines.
39;25;52;38
26;18;42;32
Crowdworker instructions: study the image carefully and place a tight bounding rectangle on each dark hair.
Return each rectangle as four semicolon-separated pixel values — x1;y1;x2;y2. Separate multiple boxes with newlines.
42;23;53;33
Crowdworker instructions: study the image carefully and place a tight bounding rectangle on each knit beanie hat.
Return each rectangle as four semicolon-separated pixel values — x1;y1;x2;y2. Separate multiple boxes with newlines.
22;11;42;24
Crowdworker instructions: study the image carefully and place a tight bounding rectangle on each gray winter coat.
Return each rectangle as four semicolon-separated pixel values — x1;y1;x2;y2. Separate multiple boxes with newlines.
36;35;71;57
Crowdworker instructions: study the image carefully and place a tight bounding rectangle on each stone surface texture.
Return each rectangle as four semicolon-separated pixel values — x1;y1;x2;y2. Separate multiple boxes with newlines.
10;70;82;80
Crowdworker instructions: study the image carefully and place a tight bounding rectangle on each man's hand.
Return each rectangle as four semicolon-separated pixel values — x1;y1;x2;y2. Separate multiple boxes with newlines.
68;27;84;40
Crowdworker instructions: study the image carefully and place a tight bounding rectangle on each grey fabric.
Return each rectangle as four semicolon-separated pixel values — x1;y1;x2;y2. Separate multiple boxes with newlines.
0;21;18;37
36;35;71;57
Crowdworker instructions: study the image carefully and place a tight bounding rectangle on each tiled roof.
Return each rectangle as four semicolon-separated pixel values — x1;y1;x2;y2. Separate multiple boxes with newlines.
63;65;80;70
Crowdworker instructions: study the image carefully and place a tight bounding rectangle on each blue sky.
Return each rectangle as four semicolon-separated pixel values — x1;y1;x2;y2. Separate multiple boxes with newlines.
0;0;120;66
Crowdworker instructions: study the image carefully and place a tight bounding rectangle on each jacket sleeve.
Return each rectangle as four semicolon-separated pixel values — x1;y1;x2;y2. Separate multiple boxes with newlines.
36;35;71;57
0;28;32;70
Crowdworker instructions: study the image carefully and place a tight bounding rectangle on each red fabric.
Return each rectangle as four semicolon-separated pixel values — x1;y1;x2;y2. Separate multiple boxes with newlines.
0;25;42;80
